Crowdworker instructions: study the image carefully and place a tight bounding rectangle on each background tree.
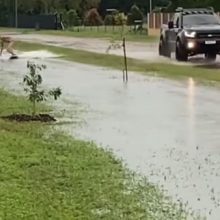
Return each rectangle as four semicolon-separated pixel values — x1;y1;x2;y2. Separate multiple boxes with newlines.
114;12;127;25
104;14;114;25
79;0;100;16
84;8;103;25
129;4;143;24
1;0;220;28
67;9;80;26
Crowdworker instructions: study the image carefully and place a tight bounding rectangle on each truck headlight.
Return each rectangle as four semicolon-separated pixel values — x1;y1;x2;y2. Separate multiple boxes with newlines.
187;41;195;49
184;31;196;38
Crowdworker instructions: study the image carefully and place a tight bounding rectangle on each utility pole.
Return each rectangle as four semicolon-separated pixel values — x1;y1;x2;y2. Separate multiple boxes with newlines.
15;0;18;28
150;0;152;12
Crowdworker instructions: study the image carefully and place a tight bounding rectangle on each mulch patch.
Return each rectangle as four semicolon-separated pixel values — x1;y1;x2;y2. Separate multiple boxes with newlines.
1;114;56;122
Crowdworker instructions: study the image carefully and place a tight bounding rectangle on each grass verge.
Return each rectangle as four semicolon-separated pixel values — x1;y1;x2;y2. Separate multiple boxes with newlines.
0;87;197;219
16;41;220;84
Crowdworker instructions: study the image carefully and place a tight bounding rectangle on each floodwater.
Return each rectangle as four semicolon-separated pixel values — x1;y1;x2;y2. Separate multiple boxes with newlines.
1;52;220;220
13;34;220;64
14;34;160;61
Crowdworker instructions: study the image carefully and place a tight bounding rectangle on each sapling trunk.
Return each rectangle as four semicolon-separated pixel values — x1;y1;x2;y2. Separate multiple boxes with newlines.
32;100;36;116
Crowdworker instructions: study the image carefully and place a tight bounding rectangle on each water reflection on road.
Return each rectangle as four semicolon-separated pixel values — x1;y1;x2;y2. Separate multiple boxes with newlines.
187;78;196;147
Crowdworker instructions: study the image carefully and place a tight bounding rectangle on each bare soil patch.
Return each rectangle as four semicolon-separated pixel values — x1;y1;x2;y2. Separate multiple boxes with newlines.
1;113;56;122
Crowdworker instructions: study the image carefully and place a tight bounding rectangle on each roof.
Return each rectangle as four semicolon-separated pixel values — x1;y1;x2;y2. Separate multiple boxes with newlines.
175;7;214;15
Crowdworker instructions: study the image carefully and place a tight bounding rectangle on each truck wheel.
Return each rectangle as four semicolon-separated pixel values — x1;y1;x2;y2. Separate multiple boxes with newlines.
205;53;216;61
175;40;188;61
159;39;164;56
159;38;171;58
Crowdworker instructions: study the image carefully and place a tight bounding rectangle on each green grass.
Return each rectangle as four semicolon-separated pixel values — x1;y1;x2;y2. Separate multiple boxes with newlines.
16;41;220;84
0;88;197;219
0;26;158;42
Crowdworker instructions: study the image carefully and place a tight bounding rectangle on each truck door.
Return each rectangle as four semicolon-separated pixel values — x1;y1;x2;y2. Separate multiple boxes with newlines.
168;13;181;51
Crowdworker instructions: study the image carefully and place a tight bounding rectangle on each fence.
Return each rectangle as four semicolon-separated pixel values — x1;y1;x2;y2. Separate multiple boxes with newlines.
147;12;220;36
0;14;62;29
18;15;57;29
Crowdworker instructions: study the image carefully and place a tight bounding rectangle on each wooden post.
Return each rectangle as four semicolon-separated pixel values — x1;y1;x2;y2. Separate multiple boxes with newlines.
168;13;171;22
160;13;163;27
153;13;156;29
147;13;150;30
122;37;128;82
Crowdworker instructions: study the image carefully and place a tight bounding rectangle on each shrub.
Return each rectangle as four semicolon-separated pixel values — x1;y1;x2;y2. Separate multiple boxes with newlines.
114;12;127;25
59;9;68;28
129;4;143;24
84;8;103;26
67;9;80;26
104;14;114;25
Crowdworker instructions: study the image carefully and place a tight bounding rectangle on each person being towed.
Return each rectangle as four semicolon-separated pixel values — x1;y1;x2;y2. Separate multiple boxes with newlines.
0;35;17;58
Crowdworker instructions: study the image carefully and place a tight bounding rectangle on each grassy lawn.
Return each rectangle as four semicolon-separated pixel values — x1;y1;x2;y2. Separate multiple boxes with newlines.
16;41;220;85
0;26;158;42
0;88;195;219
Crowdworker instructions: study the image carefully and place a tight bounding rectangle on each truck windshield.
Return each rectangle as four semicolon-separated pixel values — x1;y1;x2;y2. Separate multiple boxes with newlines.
183;14;220;26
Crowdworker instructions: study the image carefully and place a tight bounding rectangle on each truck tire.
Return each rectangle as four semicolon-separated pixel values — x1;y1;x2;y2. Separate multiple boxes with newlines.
159;38;171;58
159;39;164;56
205;53;216;62
175;40;188;61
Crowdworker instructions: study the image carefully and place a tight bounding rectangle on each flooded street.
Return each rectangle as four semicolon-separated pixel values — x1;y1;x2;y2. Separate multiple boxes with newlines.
12;33;220;64
14;34;160;61
1;53;220;220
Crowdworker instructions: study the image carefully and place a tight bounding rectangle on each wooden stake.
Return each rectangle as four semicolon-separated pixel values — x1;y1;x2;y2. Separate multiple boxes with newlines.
122;37;128;82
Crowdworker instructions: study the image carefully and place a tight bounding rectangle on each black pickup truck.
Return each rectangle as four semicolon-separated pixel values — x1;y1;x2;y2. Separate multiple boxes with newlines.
159;7;220;61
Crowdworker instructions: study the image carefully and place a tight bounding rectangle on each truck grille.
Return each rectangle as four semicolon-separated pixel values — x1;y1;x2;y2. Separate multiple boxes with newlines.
197;33;220;38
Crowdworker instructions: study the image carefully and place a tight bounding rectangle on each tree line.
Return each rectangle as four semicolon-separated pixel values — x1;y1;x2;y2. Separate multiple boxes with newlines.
1;0;220;27
2;0;219;15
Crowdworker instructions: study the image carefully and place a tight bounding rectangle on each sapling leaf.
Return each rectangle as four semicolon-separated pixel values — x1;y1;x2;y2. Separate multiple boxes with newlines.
23;61;62;116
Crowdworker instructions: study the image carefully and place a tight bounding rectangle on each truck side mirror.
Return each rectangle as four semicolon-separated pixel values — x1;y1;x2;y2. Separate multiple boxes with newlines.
168;21;174;29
